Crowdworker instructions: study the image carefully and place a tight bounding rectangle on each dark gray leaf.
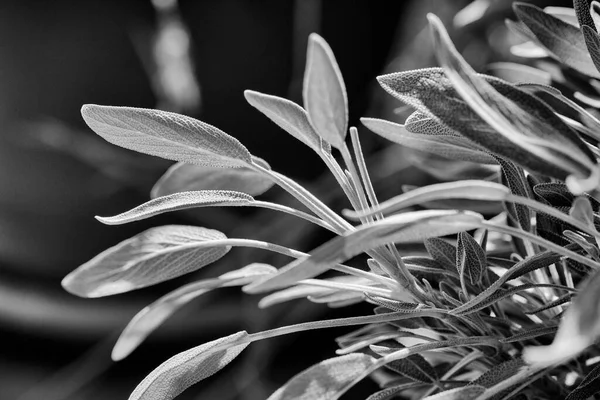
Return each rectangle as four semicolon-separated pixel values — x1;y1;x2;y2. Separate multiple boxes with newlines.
457;232;486;286
566;362;600;400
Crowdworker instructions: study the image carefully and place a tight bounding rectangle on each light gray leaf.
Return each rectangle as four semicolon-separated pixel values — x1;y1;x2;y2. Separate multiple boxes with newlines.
404;111;461;136
112;263;275;361
514;3;600;78
422;386;485;400
245;210;483;293
266;353;375;400
62;225;230;297
361;118;497;164
129;331;249;400
151;161;274;199
303;33;348;148
472;358;525;388
244;90;329;152
97;190;255;225
570;196;596;228
487;62;552;85
81;105;252;168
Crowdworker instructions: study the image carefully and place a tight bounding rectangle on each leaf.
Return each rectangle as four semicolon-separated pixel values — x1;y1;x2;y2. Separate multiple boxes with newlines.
266;353;375;400
422;386;485;400
500;325;558;343
129;331;249;400
61;225;230;297
112;263;276;361
404;111;461;136
487;62;552;85
565;363;600;400
497;158;532;231
151;161;274;199
344;180;510;220
365;383;424;400
425;238;458;272
524;267;600;366
97;190;255;225
244;90;329;152
582;25;600;76
570;196;595;227
303;34;348;148
381;343;438;383
514;3;600;78
81;105;252;168
457;232;486;286
361;118;497;164
245;210;483;293
426;15;595;184
471;358;525;388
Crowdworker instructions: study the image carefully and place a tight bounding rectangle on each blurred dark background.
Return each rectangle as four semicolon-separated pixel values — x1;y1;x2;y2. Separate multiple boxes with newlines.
0;0;569;399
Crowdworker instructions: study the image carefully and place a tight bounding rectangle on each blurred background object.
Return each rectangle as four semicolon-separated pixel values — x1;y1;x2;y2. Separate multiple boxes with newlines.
0;0;574;399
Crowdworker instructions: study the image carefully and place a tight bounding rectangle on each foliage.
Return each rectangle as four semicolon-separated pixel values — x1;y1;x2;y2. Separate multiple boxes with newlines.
62;2;600;399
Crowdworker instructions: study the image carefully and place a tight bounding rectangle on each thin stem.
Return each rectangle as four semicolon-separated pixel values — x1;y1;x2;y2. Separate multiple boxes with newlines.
297;278;394;298
340;142;371;217
253;201;334;231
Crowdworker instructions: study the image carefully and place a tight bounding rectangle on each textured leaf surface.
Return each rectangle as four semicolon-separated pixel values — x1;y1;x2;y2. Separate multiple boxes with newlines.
472;358;525;388
129;331;249;400
81;105;252;167
62;225;230;297
457;232;486;286
151;161;274;198
365;383;423;400
266;353;375;400
423;386;485;400
97;190;255;225
244;90;328;152
361;118;496;164
425;238;458;272
246;210;483;293
303;34;348;148
404;111;460;136
112;264;276;361
514;3;600;78
566;363;600;400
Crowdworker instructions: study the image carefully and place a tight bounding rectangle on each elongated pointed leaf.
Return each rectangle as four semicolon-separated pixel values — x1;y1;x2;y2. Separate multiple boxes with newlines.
472;358;525;388
566;362;600;400
487;62;552;85
423;386;485;400
244;90;329;152
575;0;596;29
303;34;348;148
266;353;375;400
500;325;558;344
361;118;496;164
112;263;276;361
62;225;230;297
404;111;460;136
129;331;249;400
245;210;483;293
81;105;252;168
366;383;424;400
151;161;274;199
97;190;254;225
344;180;509;220
514;3;600;78
457;232;486;286
425;238;458;272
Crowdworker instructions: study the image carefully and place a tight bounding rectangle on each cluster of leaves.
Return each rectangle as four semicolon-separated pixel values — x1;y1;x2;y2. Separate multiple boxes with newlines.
62;1;600;399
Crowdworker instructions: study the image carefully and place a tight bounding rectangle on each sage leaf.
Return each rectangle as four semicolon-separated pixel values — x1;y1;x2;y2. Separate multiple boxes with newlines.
457;232;486;286
97;190;254;225
366;383;424;400
266;353;375;400
565;363;600;400
303;34;348;148
500;325;558;343
514;3;600;78
245;210;483;293
404;111;460;136
524;267;600;366
582;25;600;75
112;264;275;361
471;358;525;388
244;90;329;152
151;161;274;199
570;196;595;227
81;105;252;168
487;62;552;85
62;225;230;298
574;0;596;29
422;386;485;400
361;118;496;165
129;331;249;400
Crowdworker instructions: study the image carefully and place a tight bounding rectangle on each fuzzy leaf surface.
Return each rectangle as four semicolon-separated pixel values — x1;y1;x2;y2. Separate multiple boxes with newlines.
129;331;249;400
266;353;375;400
81;105;252;167
303;34;348;148
151;161;274;199
565;363;600;400
423;386;485;400
457;232;486;286
62;225;230;297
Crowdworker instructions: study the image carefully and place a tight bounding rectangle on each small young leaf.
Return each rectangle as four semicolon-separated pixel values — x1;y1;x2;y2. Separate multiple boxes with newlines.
361;118;497;165
129;331;249;400
244;90;329;152
422;386;485;400
570;196;595;227
425;238;458;272
266;353;375;400
565;362;600;400
457;232;486;286
97;190;254;225
62;225;230;297
151;161;274;199
303;34;348;148
112;263;275;361
81;105;252;168
514;3;600;78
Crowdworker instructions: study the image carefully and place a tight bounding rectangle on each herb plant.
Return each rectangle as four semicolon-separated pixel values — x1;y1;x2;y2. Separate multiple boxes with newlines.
63;2;600;399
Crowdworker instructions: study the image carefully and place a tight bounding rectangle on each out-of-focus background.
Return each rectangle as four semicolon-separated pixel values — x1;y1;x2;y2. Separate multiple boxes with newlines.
0;0;569;399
